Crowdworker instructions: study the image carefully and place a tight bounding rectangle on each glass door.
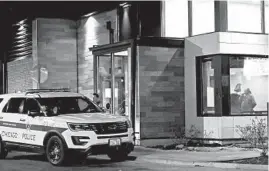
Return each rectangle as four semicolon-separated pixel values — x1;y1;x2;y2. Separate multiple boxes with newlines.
95;49;131;118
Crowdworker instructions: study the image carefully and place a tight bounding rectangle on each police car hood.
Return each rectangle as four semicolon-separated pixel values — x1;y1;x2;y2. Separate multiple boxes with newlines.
53;113;128;123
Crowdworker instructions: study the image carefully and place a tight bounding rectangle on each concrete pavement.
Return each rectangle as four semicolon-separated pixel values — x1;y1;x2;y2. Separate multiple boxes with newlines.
134;146;268;170
0;150;265;171
0;146;267;171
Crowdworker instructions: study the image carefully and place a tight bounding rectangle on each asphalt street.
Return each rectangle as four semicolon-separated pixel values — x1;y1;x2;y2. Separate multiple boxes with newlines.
0;151;263;171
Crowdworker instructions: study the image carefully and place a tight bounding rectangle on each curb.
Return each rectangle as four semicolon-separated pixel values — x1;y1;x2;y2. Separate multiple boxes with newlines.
140;158;268;170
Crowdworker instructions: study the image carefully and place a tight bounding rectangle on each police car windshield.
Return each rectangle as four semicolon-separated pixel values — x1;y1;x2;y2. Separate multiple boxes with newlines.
36;97;103;115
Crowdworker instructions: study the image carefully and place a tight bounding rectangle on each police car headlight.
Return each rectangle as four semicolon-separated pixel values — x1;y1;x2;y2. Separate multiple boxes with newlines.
67;123;97;132
126;119;132;128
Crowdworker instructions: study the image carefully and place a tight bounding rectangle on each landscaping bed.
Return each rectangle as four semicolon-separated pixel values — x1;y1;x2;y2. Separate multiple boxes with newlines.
220;156;268;165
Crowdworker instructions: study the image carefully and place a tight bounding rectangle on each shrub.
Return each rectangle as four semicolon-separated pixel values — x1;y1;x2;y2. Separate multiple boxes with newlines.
236;117;268;156
172;125;214;147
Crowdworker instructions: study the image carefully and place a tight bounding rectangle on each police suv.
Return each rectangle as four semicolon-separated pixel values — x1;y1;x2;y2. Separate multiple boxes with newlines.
0;89;134;166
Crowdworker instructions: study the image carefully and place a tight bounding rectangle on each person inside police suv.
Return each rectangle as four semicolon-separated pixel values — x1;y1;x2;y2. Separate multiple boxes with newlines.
93;93;101;107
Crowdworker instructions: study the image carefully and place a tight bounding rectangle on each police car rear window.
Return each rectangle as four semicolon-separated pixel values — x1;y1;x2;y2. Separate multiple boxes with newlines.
2;98;25;113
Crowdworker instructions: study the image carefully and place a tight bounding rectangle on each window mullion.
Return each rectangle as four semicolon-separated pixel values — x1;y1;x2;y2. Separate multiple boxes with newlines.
213;56;223;116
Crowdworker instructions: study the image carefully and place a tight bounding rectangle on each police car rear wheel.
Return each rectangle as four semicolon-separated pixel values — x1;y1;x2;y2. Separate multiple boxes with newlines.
46;136;66;166
0;140;8;159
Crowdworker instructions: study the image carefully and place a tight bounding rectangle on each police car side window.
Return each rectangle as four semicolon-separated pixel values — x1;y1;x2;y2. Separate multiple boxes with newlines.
24;98;40;113
77;98;88;110
3;98;26;114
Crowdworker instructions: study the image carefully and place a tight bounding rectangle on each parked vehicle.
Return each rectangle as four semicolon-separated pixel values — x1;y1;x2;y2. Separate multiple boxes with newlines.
0;89;134;166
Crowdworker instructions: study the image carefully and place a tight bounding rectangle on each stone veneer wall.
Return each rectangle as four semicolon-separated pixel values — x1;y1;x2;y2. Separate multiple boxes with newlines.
34;18;77;91
7;57;33;93
138;46;185;139
77;10;118;98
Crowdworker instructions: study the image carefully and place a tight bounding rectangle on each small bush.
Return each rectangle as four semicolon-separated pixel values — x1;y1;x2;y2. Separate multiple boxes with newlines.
236;117;268;156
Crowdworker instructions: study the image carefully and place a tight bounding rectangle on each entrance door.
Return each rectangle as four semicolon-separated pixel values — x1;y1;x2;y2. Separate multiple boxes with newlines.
95;49;131;119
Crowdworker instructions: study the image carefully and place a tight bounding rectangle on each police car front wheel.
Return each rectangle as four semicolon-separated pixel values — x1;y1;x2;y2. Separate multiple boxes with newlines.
45;136;67;166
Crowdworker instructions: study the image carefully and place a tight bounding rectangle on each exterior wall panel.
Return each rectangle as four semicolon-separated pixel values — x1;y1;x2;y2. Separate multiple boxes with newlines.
35;18;77;91
138;46;185;139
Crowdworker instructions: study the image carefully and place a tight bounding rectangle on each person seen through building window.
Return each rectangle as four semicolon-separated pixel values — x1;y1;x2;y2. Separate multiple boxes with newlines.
231;83;242;114
240;88;257;113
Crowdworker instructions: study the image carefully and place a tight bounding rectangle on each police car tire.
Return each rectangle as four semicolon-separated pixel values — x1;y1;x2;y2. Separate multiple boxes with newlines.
0;140;8;159
45;136;67;166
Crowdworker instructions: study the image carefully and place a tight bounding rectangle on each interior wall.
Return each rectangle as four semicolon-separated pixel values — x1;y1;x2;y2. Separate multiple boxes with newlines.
138;46;185;139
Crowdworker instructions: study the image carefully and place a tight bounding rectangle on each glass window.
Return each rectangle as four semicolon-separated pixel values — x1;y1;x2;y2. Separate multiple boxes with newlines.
24;98;41;113
192;0;215;35
230;57;268;115
3;98;26;113
265;1;268;33
228;0;262;33
37;97;102;116
163;0;188;37
201;58;215;115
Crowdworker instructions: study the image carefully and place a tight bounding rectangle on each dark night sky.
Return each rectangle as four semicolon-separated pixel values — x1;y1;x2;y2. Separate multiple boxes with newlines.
0;1;123;53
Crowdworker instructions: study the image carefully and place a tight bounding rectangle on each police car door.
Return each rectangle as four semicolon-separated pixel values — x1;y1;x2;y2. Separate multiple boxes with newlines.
0;98;26;144
23;98;46;146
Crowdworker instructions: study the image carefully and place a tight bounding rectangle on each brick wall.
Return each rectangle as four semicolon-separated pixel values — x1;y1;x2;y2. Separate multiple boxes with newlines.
138;46;185;139
77;9;118;98
34;18;77;91
7;57;33;93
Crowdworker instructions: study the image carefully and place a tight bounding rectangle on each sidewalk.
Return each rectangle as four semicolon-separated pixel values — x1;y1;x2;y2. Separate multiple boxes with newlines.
134;146;268;170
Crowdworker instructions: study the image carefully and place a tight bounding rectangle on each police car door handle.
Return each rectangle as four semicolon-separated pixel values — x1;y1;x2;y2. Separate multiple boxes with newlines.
20;119;26;122
0;116;3;119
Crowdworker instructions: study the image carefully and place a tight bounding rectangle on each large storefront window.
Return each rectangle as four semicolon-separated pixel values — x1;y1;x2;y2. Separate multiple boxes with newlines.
192;0;215;35
228;0;262;33
230;57;268;115
163;0;188;37
197;55;268;117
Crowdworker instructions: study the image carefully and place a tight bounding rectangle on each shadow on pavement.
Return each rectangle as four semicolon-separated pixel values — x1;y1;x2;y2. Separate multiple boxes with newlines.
6;154;137;167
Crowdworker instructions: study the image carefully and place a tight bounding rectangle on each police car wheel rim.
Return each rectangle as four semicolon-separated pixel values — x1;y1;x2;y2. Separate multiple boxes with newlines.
48;141;61;163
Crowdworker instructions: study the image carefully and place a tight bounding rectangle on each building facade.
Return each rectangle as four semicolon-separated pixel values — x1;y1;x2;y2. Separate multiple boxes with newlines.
1;0;268;146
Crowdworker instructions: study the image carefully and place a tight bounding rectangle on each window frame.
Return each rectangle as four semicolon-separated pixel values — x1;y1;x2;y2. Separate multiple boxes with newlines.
196;54;268;117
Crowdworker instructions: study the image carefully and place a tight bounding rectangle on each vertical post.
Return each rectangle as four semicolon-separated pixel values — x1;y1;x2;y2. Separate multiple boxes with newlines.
111;51;115;115
3;52;7;94
261;0;265;33
221;57;230;116
130;40;136;136
215;0;228;32
37;65;40;89
107;21;115;114
213;56;223;116
188;0;193;37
